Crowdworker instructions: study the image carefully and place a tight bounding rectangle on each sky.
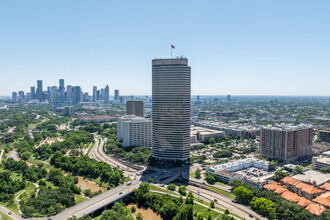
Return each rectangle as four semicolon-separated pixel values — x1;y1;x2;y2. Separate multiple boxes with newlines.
0;0;329;96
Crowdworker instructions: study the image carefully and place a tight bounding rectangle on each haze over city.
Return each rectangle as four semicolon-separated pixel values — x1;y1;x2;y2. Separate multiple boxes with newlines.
1;0;329;96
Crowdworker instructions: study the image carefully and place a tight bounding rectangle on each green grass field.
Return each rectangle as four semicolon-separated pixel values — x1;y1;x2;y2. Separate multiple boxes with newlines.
75;195;88;204
193;203;223;219
206;185;236;199
0;212;14;220
149;185;178;195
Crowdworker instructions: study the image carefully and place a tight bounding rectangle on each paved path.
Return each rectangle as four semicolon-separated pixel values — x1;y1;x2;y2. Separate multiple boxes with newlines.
0;150;4;163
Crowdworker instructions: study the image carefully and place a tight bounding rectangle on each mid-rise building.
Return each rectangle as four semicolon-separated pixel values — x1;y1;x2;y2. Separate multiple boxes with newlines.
126;100;144;117
260;124;313;163
319;130;330;143
117;115;151;147
152;58;191;162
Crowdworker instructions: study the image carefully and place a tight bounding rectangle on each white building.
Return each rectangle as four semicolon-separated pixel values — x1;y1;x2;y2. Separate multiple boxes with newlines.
117;115;152;147
207;158;270;173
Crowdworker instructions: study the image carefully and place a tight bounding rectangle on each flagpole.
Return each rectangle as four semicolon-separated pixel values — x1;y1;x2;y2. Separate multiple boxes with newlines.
171;45;172;58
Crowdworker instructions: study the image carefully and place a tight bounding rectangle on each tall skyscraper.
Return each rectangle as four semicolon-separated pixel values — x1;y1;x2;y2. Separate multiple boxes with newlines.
12;92;17;103
100;89;105;100
93;86;97;102
152;58;191;162
104;85;110;104
18;91;25;102
126;100;144;117
260;124;313;163
30;86;36;99
66;85;73;101
59;79;65;103
36;80;43;101
114;89;119;101
72;86;81;104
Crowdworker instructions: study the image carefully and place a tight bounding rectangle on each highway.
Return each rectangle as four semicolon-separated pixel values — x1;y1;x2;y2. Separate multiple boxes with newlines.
89;135;143;178
52;180;141;220
186;185;266;220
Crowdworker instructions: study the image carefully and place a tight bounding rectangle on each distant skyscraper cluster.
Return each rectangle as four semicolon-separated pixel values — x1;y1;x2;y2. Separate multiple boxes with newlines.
11;79;110;105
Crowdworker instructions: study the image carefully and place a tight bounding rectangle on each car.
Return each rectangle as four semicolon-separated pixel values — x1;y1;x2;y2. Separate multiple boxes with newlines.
161;184;165;187
214;199;218;203
119;192;123;195
249;214;253;218
8;212;12;215
202;182;206;184
127;181;132;186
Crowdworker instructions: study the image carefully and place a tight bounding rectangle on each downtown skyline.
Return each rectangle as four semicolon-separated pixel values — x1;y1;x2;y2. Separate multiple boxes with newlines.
0;1;330;96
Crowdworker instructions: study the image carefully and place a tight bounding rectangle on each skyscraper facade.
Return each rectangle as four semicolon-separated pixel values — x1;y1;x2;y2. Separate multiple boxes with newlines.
93;86;97;102
114;90;119;101
126;100;144;117
30;87;36;99
66;85;73;102
36;80;43;101
59;79;65;103
152;58;191;162
104;85;110;104
73;86;81;104
12;92;17;103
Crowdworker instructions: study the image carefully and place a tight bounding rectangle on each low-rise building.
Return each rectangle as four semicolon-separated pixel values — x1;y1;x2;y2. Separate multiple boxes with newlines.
81;115;116;123
190;126;225;143
312;154;330;170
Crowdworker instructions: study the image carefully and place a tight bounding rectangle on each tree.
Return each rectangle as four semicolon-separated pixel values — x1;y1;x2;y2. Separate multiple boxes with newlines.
233;186;253;204
210;200;215;208
167;183;176;191
178;185;186;196
320;166;330;173
206;174;216;184
131;206;136;213
293;166;303;175
159;201;179;220
209;138;216;145
250;197;276;219
272;171;289;181
195;168;201;179
136;212;143;220
197;212;204;220
207;213;212;220
229;179;242;188
224;209;230;215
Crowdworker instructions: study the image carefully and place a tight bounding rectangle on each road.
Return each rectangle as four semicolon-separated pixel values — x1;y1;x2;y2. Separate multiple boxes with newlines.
53;180;141;220
186;185;266;220
0;149;4;163
89;135;141;178
0;206;22;220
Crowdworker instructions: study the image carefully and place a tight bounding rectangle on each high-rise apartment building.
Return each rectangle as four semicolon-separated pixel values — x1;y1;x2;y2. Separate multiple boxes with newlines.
104;85;109;104
114;90;119;101
93;86;97;102
126;100;144;117
12;92;17;103
117;115;152;147
36;80;43;101
152;58;191;162
260;124;313;163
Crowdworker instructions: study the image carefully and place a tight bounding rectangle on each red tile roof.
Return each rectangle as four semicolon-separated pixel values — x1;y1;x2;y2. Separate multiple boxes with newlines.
320;182;330;191
264;181;281;191
295;182;323;195
305;203;326;216
313;192;330;208
297;197;313;208
281;176;301;186
281;191;301;203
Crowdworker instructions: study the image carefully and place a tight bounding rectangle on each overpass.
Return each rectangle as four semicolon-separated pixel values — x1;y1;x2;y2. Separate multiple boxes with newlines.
52;180;141;220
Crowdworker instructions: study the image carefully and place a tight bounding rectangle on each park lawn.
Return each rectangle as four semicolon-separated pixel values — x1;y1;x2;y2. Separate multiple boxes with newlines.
193;203;222;219
87;142;94;154
216;181;229;186
305;163;312;168
149;185;178;195
206;186;236;199
27;157;53;170
75;195;88;204
189;171;196;178
22;182;37;199
0;212;14;220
